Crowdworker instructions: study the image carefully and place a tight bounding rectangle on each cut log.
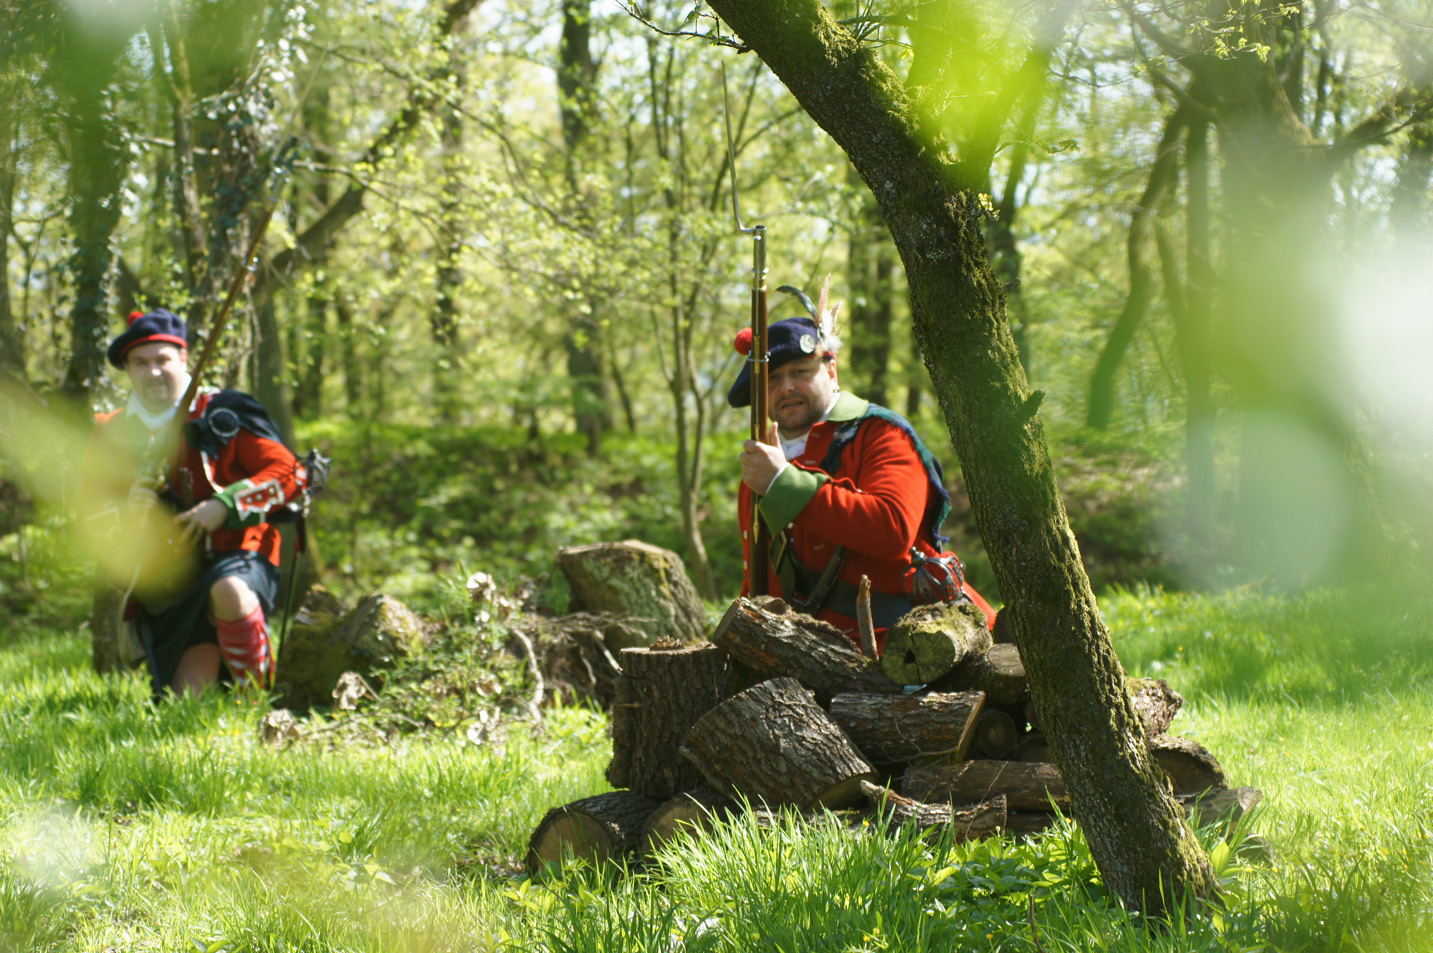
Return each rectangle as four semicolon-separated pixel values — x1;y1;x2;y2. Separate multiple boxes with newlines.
879;602;992;685
972;708;1020;760
1151;735;1229;795
1011;732;1053;763
276;589;427;709
1178;786;1261;828
902;759;1069;812
1128;677;1184;737
828;690;985;763
859;781;1007;840
680;677;876;809
640;788;737;855
1005;811;1058;837
555;540;707;647
711;598;900;704
991;607;1015;644
525;791;663;874
606;644;731;798
927;643;1027;708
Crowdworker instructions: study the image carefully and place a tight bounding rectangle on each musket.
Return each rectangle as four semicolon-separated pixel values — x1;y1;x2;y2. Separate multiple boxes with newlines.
722;62;772;595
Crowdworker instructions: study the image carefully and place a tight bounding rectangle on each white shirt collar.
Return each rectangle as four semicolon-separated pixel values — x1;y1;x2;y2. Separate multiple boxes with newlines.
126;372;193;431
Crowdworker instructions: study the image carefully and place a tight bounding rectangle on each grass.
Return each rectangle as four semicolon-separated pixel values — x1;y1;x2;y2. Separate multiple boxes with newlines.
2;530;1431;951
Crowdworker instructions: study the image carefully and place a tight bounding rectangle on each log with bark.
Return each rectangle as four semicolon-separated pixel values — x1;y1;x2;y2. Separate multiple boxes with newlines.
1178;786;1261;828
556;540;707;647
606;643;731;798
827;690;985;764
1128;677;1184;737
711;597;900;704
1005;811;1058;838
680;677;876;809
878;601;992;685
640;788;737;855
902;759;1069;812
1150;736;1229;795
859;781;1007;840
928;643;1028;708
526;791;663;874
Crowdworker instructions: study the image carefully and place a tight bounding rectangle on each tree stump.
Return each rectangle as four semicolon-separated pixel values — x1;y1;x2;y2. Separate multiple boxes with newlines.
680;677;876;809
972;708;1021;759
902;760;1069;812
1150;736;1228;795
711;597;900;704
860;782;1007;840
525;791;663;873
556;540;707;647
607;644;731;798
827;690;985;764
640;788;737;855
878;602;992;685
91;585;144;675
275;588;426;708
1128;677;1184;737
928;643;1027;708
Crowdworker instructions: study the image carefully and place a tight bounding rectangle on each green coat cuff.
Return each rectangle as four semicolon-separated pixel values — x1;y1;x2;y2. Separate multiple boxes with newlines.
758;465;827;533
212;479;262;529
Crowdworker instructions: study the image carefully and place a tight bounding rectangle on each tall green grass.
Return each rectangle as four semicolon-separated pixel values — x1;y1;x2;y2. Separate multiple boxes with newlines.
2;584;1430;951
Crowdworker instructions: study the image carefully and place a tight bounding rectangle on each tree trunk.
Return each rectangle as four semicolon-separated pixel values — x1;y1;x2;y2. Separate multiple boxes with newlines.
607;644;731;798
879;601;991;685
704;0;1216;912
526;791;663;874
827;690;984;764
0;82;23;385
680;677;876;809
711;597;901;704
845;181;895;405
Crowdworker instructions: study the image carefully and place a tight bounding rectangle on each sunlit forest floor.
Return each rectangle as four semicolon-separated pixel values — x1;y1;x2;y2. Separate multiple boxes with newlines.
2;517;1430;951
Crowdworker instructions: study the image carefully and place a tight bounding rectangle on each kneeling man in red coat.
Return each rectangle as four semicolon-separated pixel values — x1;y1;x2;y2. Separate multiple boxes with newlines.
83;308;305;698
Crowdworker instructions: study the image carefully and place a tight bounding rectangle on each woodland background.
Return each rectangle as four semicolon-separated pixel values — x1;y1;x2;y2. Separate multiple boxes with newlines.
1;0;1432;608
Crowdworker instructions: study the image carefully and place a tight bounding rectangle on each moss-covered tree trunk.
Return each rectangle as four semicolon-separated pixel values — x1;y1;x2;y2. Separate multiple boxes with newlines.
704;0;1215;914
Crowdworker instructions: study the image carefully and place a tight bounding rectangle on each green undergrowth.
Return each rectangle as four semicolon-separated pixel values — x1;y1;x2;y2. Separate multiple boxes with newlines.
2;579;1431;951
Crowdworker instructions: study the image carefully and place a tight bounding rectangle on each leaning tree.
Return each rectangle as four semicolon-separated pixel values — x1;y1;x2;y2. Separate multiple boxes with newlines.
702;0;1217;915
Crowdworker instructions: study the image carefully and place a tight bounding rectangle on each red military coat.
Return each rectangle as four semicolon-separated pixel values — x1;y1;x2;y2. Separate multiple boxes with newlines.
83;389;303;569
738;392;992;644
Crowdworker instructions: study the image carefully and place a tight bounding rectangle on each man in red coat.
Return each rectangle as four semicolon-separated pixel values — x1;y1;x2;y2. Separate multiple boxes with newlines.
82;308;305;697
732;301;993;650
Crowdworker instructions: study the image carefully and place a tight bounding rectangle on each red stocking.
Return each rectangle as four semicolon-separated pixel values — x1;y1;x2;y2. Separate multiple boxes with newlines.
215;605;274;688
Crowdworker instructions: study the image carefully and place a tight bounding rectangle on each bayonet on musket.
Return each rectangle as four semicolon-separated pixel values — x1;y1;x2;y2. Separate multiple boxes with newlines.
722;61;773;595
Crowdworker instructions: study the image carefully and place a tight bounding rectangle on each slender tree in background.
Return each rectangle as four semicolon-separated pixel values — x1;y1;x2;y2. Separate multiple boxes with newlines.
0;72;22;387
703;0;1216;914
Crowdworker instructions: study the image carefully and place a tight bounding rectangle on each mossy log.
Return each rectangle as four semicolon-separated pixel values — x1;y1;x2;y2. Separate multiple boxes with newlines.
711;597;900;705
827;690;985;764
972;707;1021;759
1150;736;1228;795
556;540;706;647
607;644;731;798
276;588;426;709
680;677;876;809
927;643;1027;708
878;602;992;685
525;791;663;874
902;759;1069;812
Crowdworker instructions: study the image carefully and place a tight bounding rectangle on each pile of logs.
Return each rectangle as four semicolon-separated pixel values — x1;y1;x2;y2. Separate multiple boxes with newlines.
526;595;1260;873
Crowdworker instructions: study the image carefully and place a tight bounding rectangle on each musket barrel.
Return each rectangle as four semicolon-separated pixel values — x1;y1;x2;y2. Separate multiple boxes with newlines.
748;225;771;594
